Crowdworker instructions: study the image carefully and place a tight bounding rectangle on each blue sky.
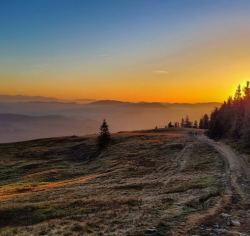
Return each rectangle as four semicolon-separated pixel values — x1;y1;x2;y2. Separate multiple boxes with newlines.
0;0;247;61
0;0;250;101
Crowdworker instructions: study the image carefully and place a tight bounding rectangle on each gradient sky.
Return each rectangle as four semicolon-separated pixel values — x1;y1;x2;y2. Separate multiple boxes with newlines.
0;0;250;102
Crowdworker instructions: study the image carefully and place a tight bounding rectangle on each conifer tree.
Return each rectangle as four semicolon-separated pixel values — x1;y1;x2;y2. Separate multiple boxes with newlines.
181;118;185;128
185;115;192;128
201;81;250;148
234;85;242;103
242;82;250;147
208;108;223;138
203;114;209;129
98;119;111;149
174;122;179;128
243;81;250;100
231;85;244;138
199;118;204;129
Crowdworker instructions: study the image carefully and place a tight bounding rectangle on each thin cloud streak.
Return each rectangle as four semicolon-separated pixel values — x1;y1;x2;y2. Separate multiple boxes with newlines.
154;70;169;75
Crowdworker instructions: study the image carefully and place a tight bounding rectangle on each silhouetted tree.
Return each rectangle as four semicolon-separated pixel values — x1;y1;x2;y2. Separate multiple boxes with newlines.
199;118;204;129
193;120;198;129
199;114;209;129
242;82;250;146
243;81;250;100
231;85;244;138
185;115;192;128
201;82;250;149
181;118;185;128
208;108;223;138
168;122;174;128
234;85;242;103
203;114;209;129
98;119;111;149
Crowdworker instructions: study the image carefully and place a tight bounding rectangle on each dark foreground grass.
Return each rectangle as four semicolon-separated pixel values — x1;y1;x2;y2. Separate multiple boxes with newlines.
0;130;226;235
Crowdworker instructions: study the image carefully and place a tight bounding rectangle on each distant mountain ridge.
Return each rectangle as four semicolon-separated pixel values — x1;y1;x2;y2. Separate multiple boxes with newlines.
0;95;61;103
0;95;221;143
88;100;166;108
0;95;221;107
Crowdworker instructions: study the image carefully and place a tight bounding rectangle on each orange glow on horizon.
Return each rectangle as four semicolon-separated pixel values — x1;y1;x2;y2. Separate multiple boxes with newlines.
1;77;247;103
1;29;249;103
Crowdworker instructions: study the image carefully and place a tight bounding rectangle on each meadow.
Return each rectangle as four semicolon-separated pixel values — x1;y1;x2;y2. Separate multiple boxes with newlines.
0;129;227;235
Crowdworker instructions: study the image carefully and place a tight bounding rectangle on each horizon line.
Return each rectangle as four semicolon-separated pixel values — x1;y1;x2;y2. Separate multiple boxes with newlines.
0;94;222;105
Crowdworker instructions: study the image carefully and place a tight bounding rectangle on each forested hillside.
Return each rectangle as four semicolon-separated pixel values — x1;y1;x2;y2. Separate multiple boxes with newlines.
203;82;250;149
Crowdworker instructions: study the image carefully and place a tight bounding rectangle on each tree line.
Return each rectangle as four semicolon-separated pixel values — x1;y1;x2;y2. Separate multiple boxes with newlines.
167;115;206;129
98;82;250;150
201;82;250;148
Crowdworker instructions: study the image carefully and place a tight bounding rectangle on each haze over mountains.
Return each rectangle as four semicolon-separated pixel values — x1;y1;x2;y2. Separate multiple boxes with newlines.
0;95;220;143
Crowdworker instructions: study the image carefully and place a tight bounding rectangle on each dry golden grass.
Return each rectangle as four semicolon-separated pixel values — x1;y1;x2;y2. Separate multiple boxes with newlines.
0;129;226;235
0;174;100;202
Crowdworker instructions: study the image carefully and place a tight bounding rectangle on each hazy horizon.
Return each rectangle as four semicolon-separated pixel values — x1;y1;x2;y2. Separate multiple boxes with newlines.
0;94;223;104
0;95;219;143
0;0;249;142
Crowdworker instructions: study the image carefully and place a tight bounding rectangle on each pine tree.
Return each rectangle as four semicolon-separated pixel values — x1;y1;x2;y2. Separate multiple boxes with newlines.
203;82;250;146
185;115;192;128
181;118;185;128
234;85;242;103
231;85;244;138
203;114;209;129
199;118;204;129
98;119;111;149
168;122;173;128
243;81;250;100
208;108;223;138
242;81;250;147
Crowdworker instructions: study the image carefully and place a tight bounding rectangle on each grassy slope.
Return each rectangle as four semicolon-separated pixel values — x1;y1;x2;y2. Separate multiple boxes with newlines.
0;129;226;236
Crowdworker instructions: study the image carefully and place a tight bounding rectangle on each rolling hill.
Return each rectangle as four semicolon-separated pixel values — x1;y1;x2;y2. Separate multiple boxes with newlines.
0;129;249;235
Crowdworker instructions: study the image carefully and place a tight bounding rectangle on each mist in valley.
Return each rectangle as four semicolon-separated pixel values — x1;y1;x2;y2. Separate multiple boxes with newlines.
0;96;220;143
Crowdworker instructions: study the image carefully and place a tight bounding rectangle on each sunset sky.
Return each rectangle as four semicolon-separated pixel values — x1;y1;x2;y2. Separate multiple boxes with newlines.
0;0;250;102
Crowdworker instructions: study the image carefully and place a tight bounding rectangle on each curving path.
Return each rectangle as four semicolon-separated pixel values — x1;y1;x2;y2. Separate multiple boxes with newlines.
173;134;250;235
198;135;250;201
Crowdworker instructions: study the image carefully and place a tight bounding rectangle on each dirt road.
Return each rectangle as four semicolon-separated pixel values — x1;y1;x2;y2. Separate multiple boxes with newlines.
198;135;250;199
191;135;250;235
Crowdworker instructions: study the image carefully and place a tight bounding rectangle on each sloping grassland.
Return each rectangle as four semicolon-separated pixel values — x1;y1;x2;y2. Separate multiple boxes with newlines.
0;129;226;235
